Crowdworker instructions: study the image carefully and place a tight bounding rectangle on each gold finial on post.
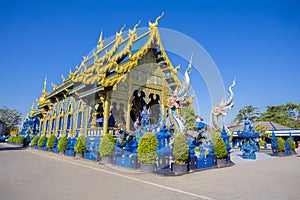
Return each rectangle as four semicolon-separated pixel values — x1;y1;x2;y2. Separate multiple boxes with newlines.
149;12;164;28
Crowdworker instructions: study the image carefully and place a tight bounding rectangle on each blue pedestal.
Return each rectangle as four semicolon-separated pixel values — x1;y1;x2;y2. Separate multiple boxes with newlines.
197;158;213;169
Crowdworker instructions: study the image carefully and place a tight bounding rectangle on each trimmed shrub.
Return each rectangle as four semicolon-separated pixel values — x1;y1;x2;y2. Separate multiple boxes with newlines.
173;134;189;164
57;136;68;151
99;134;115;157
278;137;285;152
213;133;227;159
31;135;40;146
287;138;295;151
12;136;17;143
46;134;57;149
259;140;265;147
38;135;46;147
16;136;25;145
7;136;15;143
74;135;86;154
137;132;158;164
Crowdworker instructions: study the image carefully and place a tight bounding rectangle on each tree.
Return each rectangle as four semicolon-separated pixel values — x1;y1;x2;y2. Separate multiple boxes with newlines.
260;102;300;128
234;105;261;125
181;105;196;131
0;107;22;135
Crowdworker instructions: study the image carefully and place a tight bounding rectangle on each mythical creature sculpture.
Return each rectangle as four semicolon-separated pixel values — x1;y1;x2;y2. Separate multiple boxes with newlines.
167;56;192;133
211;79;236;133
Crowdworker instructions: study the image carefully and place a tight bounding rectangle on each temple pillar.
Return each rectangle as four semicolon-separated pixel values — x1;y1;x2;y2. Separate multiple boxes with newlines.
103;91;112;134
161;78;167;122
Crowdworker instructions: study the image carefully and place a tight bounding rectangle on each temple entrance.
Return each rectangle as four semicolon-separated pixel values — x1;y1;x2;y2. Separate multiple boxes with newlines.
129;90;161;130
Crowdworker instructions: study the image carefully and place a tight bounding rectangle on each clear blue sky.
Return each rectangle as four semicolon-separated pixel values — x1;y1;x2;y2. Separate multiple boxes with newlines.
0;0;299;125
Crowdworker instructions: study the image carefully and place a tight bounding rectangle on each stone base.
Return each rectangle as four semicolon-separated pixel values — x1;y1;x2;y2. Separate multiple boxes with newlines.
101;157;113;164
140;163;156;173
172;164;188;175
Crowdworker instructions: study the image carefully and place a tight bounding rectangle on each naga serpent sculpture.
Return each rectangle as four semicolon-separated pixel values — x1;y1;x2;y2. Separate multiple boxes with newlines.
211;79;236;134
168;56;193;133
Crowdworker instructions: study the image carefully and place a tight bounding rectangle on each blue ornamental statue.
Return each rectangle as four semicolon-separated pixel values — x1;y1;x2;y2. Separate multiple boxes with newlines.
270;131;278;155
237;116;259;159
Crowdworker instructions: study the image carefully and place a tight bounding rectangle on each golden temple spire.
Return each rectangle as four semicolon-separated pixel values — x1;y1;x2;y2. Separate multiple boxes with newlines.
30;103;35;116
149;12;164;29
42;77;47;97
98;31;103;45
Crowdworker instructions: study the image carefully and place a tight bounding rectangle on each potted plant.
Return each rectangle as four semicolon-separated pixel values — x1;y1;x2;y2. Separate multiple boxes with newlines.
277;137;286;156
172;133;189;175
31;135;40;148
137;132;158;172
99;134;115;164
38;135;46;150
16;136;25;147
57;135;68;155
287;138;296;155
213;133;228;167
46;134;56;151
74;135;86;158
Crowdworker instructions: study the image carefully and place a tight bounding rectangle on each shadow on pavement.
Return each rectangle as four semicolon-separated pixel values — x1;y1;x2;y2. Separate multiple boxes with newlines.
0;144;25;152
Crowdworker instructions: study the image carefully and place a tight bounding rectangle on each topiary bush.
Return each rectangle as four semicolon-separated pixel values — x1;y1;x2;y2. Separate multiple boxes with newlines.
213;133;227;159
38;135;46;147
7;136;15;143
137;132;158;164
287;138;295;151
16;136;25;145
99;134;115;157
31;135;40;146
57;135;68;151
173;134;189;164
46;134;57;149
74;135;86;154
12;135;17;143
278;137;285;152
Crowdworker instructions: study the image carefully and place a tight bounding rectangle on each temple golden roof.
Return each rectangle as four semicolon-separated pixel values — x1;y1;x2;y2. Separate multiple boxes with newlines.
38;14;182;106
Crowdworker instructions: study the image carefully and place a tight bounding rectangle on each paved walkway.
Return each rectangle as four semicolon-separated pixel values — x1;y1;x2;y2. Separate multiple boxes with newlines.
1;143;300;200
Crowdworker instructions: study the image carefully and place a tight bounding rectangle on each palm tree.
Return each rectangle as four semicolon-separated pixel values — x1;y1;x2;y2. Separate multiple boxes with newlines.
234;105;261;125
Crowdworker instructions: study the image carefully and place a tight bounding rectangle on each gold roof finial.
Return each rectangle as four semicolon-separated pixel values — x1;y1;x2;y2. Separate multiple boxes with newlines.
129;21;141;36
42;77;47;97
30;103;35;116
116;24;126;39
98;31;103;44
61;74;66;82
149;12;164;28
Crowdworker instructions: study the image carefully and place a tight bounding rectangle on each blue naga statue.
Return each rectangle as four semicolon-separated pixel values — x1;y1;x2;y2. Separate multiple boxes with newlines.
237;116;259;159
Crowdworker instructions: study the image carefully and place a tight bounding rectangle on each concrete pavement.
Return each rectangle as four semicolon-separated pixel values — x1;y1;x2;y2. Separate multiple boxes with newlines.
0;143;299;200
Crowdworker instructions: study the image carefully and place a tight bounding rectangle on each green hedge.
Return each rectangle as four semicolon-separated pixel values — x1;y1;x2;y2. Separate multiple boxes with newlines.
31;135;40;146
8;136;25;145
278;137;285;152
99;134;115;157
173;134;189;164
137;132;158;164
